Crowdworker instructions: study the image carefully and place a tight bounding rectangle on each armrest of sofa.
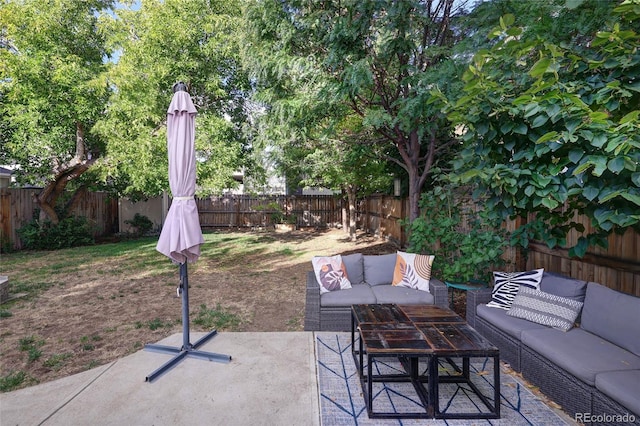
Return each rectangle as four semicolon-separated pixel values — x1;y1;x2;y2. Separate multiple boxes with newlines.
304;271;321;331
466;287;493;328
429;278;448;309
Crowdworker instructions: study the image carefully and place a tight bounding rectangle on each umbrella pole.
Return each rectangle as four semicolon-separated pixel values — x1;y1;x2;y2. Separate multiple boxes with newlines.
144;262;231;383
180;262;191;350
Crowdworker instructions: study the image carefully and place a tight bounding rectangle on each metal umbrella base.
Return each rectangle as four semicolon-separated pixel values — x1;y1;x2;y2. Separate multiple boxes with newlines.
145;262;231;382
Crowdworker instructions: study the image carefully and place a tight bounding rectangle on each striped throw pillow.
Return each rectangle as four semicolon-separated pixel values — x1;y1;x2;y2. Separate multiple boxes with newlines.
507;287;583;331
486;269;544;310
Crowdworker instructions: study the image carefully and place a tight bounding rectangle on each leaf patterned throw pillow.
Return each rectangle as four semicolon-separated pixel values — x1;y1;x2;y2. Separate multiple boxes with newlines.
312;255;352;294
392;251;434;292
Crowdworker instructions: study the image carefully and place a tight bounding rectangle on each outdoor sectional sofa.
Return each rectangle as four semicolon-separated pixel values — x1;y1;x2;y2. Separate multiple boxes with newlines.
304;252;448;331
466;271;640;424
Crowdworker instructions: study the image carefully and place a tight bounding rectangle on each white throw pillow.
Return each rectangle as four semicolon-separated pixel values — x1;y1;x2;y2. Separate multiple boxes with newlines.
391;251;434;292
312;255;352;294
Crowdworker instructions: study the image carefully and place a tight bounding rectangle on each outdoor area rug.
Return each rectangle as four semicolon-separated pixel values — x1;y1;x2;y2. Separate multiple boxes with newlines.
316;333;571;426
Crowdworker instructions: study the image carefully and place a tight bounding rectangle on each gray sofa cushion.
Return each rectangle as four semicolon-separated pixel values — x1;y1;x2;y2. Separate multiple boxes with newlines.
320;284;376;307
363;253;396;286
595;370;640;416
371;285;434;305
539;271;588;302
521;328;640;386
477;303;548;339
342;253;364;285
580;282;640;357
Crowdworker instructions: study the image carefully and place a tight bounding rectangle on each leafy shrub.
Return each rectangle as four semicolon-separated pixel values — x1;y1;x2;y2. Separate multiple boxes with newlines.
0;234;13;254
124;213;154;237
18;216;95;250
407;185;508;284
255;202;295;224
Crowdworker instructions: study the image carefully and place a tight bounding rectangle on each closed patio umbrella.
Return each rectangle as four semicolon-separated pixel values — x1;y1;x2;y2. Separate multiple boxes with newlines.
145;82;230;383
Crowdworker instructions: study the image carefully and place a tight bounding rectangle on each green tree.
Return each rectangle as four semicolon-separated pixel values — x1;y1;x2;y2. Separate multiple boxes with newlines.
94;0;250;199
457;0;618;53
449;1;640;256
300;115;392;240
243;2;396;240
244;0;475;223
241;0;336;194
0;0;113;223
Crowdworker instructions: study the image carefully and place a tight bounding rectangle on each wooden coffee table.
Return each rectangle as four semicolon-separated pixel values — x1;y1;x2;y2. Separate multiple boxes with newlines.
351;304;500;419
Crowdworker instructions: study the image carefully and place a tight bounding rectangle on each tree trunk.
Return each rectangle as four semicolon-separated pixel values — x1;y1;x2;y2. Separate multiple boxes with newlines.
407;169;421;225
34;122;96;224
346;184;357;242
396;129;435;223
341;188;348;232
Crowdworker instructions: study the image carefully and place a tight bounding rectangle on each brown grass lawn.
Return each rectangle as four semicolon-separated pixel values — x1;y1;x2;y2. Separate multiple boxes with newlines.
0;228;397;392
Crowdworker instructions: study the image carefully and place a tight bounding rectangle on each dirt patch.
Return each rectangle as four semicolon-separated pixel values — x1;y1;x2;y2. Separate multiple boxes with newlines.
1;229;406;390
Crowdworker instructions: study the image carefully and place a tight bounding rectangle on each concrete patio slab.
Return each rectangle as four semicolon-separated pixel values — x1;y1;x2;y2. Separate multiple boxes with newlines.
0;332;319;426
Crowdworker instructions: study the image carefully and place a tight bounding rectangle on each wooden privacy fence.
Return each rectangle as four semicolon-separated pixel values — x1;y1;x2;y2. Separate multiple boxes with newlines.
196;194;340;229
2;187;638;297
357;194;640;297
1;191;340;250
357;194;520;268
0;188;118;251
357;195;408;246
521;212;640;297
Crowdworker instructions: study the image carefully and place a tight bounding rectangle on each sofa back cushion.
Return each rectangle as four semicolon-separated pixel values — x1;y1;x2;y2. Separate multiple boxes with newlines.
580;282;640;356
342;253;364;285
539;271;588;302
363;253;396;286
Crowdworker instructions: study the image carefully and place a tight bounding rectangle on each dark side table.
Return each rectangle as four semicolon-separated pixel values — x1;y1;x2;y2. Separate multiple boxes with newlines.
445;280;488;309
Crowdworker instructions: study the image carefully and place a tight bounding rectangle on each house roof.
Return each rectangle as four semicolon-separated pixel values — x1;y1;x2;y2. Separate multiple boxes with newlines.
0;167;13;177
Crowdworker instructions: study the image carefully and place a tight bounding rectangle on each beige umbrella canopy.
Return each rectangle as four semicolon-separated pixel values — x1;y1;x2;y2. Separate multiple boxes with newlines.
156;83;204;264
145;82;230;383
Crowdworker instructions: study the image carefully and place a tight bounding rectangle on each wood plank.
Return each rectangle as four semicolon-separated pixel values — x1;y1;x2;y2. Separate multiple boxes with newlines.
360;329;430;353
528;241;640;273
352;304;411;324
433;324;477;352
400;305;464;324
418;324;452;350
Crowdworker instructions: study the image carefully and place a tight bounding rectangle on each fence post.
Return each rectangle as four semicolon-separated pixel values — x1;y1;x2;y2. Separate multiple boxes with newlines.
379;194;383;238
236;195;241;228
514;215;527;271
400;196;406;247
0;189;11;250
